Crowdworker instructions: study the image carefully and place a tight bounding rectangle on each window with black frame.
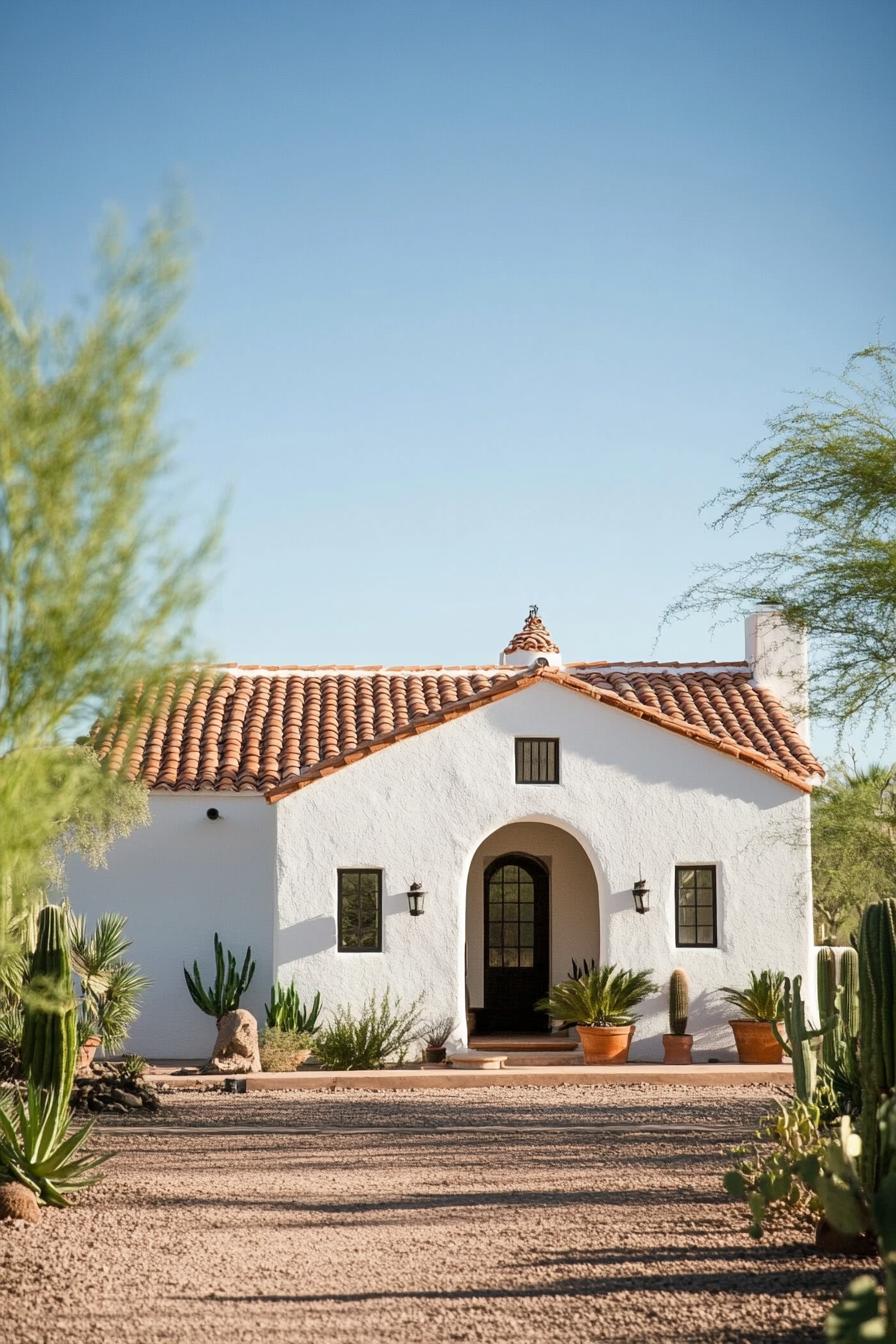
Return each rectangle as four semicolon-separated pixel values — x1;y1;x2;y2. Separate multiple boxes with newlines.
337;869;382;951
515;737;559;783
675;865;717;947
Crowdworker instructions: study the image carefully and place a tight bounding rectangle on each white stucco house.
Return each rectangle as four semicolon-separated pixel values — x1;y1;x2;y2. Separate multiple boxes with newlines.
66;605;822;1061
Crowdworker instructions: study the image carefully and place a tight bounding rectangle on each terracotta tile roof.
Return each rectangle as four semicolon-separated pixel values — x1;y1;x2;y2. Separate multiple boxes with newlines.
503;607;560;654
93;661;823;800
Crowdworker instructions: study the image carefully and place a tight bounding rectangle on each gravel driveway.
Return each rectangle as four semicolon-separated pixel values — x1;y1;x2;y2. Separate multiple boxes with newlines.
0;1084;868;1343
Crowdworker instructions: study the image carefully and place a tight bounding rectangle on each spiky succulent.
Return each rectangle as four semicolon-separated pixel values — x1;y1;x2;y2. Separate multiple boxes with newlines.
0;1082;107;1207
536;965;658;1027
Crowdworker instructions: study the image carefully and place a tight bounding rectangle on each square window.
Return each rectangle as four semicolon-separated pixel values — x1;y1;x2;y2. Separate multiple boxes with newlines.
515;738;560;784
675;865;717;948
338;869;382;952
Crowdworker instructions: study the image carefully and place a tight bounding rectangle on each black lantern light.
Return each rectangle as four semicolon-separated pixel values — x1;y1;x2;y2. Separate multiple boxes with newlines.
632;874;650;915
407;882;426;917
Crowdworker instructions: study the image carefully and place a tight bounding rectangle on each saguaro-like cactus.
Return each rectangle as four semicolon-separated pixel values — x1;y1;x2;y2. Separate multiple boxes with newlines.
19;904;77;1100
818;947;838;1068
840;946;860;1038
772;974;833;1103
668;968;689;1036
858;899;896;1191
184;933;255;1020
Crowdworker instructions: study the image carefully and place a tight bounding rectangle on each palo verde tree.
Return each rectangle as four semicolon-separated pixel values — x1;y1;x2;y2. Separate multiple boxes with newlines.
0;203;218;969
668;344;896;737
812;762;896;942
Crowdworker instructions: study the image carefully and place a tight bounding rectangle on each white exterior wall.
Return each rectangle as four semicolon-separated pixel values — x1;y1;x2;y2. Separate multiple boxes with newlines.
277;678;813;1061
65;794;276;1058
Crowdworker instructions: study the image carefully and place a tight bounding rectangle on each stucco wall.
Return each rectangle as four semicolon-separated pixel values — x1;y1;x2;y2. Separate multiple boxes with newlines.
277;678;813;1061
465;821;600;1007
65;794;276;1058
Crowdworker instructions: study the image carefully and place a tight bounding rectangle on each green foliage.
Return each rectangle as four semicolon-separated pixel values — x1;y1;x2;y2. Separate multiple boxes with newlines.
719;970;786;1023
816;947;863;1119
858;900;896;1191
772;975;835;1103
825;1274;892;1342
536;965;658;1028
118;1054;147;1082
569;956;597;980
258;1027;314;1072
70;911;150;1053
184;933;255;1019
264;980;321;1034
20;905;77;1100
0;1081;107;1206
0;205;219;965
723;1098;825;1239
667;344;896;735
313;992;423;1070
668;968;689;1036
0;1003;23;1081
813;765;896;942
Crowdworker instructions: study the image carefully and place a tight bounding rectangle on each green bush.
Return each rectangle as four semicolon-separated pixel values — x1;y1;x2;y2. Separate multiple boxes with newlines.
313;992;422;1070
259;1027;314;1072
536;965;657;1027
719;969;787;1022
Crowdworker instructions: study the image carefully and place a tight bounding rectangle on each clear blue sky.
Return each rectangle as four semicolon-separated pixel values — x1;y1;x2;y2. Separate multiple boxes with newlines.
3;2;895;756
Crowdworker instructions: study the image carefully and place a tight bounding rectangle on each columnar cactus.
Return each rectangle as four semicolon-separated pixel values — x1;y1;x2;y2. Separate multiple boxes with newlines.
817;945;861;1071
668;968;689;1036
818;947;838;1067
772;974;833;1103
19;904;77;1100
840;946;860;1038
858;899;896;1191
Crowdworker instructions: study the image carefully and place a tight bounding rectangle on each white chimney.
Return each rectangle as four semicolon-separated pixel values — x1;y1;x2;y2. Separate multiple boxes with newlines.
744;605;809;739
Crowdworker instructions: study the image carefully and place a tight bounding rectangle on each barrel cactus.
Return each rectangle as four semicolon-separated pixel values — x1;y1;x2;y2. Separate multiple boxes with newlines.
19;905;77;1101
668;968;689;1036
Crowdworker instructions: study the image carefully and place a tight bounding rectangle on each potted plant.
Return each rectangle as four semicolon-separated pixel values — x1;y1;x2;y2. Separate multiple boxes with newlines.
719;969;786;1063
421;1015;455;1065
662;968;693;1064
70;912;150;1070
536;964;658;1064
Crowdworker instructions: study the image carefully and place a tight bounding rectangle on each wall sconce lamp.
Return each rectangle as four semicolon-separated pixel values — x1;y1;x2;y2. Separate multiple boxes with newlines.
407;882;426;917
632;873;650;915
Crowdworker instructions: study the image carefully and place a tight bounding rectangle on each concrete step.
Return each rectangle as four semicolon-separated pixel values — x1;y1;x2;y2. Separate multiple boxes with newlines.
486;1049;585;1067
468;1035;579;1053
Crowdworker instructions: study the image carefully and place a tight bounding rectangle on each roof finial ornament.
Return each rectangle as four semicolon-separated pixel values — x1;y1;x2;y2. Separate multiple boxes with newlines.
501;606;561;664
529;603;539;618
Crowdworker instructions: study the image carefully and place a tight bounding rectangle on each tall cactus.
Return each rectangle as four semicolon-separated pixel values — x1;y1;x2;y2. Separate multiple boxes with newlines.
858;899;896;1191
818;945;861;1070
840;946;860;1038
772;974;833;1102
668;968;689;1036
818;947;839;1069
19;904;77;1100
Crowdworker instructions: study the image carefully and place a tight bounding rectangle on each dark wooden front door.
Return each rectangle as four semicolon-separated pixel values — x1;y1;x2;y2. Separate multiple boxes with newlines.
483;854;549;1033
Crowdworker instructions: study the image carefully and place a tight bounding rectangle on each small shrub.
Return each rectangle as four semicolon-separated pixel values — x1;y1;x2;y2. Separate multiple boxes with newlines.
259;1027;313;1072
0;1006;23;1082
422;1015;455;1049
723;1097;825;1238
314;992;422;1070
118;1054;148;1082
719;970;786;1023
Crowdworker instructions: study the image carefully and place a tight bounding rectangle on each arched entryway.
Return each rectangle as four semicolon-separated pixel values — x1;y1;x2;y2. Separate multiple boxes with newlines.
465;821;601;1035
483;853;549;1033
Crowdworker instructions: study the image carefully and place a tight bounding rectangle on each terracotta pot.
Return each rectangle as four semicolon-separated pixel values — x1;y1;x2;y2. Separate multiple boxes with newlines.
662;1033;693;1065
729;1019;784;1064
423;1045;447;1065
76;1035;102;1073
576;1023;633;1064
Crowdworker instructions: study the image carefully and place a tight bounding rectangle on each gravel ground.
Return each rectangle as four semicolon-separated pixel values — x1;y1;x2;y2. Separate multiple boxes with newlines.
0;1084;870;1344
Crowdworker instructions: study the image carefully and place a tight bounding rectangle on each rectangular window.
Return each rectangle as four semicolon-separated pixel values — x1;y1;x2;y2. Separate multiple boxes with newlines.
337;869;382;952
675;865;717;947
515;738;560;784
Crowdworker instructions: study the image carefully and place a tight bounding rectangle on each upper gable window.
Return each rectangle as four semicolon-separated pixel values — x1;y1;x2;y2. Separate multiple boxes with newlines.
515;738;560;784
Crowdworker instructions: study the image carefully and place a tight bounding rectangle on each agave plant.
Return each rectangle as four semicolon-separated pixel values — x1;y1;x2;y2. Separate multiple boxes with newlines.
536;965;658;1027
719;970;787;1023
0;1082;107;1207
265;980;321;1034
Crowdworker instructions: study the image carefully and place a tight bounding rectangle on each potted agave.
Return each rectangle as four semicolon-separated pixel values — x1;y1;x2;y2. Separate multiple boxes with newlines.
663;968;693;1064
421;1016;455;1065
536;964;658;1064
719;970;786;1064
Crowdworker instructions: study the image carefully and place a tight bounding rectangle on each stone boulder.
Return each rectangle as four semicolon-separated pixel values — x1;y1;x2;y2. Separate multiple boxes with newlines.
202;1008;261;1074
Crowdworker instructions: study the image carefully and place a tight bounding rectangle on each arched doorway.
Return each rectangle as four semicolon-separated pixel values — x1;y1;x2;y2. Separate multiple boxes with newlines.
483;853;549;1033
465;820;600;1037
